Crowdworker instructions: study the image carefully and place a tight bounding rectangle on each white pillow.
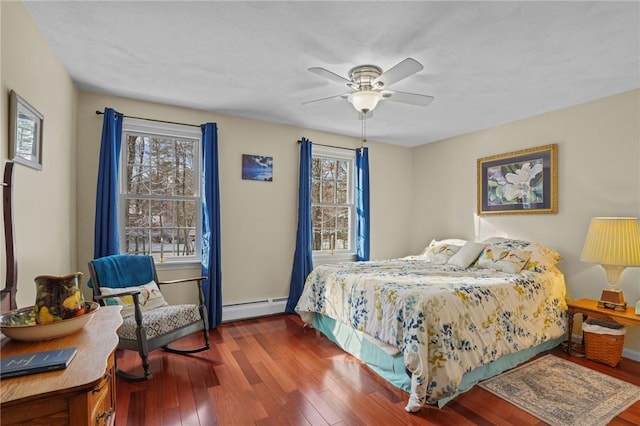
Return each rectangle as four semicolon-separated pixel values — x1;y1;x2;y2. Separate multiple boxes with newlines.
100;281;168;318
424;239;465;264
447;242;487;268
425;238;467;248
476;245;531;274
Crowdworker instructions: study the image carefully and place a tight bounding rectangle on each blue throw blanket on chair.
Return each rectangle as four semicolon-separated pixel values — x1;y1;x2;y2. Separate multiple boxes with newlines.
89;255;155;288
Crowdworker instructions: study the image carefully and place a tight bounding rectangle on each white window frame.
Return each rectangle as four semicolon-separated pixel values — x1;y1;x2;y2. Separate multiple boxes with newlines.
119;118;203;266
311;145;356;263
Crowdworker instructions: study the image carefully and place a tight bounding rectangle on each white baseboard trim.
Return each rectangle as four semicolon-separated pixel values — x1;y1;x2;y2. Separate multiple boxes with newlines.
622;347;640;362
222;298;288;322
571;333;640;362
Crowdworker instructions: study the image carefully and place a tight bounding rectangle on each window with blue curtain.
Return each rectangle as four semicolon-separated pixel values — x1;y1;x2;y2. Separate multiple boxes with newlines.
94;110;222;327
286;139;370;313
310;145;357;261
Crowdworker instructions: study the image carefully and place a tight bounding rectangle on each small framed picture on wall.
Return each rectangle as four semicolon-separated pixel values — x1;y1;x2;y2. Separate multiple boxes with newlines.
242;154;273;182
9;90;44;171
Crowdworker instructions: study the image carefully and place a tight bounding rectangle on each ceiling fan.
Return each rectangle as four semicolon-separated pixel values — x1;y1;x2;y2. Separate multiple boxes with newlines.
303;58;434;114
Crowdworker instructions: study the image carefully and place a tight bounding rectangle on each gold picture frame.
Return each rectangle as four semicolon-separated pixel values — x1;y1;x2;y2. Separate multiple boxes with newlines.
9;90;43;171
477;144;557;215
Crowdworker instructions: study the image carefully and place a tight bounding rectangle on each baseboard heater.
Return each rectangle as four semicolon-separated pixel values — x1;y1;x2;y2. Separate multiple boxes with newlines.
222;297;288;322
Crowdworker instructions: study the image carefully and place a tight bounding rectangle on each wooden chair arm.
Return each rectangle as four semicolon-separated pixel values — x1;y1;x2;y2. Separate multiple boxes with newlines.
157;277;208;306
157;277;207;286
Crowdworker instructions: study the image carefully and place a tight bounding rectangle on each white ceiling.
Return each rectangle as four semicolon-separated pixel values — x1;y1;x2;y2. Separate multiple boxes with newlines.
23;1;640;147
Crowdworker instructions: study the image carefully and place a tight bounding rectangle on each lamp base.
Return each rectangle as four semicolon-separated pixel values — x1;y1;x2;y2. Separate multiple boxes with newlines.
598;289;627;311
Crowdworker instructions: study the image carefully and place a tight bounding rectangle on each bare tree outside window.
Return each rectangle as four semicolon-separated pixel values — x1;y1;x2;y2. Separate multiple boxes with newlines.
120;121;201;262
311;151;354;254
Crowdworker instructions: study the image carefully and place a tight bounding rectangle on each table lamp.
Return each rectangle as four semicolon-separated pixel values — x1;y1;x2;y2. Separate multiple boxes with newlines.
580;217;640;312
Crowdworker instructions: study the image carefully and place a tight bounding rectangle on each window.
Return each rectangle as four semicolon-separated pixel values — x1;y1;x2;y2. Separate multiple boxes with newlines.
311;146;356;259
120;118;202;263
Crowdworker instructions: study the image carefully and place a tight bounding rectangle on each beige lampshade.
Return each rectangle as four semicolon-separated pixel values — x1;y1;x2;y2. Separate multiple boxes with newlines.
581;217;640;286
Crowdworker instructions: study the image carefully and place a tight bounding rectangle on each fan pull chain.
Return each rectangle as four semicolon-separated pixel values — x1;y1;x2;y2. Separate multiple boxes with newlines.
361;111;367;152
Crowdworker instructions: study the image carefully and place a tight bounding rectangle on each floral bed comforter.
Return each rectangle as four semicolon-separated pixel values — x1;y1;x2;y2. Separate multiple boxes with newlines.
295;258;567;412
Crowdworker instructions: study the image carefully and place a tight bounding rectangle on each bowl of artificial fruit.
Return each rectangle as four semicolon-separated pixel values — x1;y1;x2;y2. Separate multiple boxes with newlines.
0;302;99;341
0;272;99;341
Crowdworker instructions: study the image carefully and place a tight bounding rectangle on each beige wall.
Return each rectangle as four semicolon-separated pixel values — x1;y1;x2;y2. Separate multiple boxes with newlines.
411;89;640;352
75;91;414;306
1;2;78;308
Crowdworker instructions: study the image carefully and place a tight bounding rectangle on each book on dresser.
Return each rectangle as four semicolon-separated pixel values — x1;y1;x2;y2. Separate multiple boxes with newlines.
0;347;77;379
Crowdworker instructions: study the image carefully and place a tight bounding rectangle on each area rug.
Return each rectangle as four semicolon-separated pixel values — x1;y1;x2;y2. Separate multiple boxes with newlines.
478;354;640;426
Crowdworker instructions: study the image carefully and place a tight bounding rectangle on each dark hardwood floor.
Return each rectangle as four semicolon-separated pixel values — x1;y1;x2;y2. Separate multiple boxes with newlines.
115;314;640;425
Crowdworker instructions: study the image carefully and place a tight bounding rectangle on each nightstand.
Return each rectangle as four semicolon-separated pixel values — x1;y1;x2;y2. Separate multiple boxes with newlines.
566;298;640;355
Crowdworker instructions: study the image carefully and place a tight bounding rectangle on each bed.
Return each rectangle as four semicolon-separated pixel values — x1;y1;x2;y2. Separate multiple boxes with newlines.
295;237;567;412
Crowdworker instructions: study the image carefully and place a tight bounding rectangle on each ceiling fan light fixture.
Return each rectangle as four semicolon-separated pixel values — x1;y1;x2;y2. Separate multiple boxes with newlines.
348;90;382;113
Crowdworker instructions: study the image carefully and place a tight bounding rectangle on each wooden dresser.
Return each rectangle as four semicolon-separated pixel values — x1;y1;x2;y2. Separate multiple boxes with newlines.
1;306;122;426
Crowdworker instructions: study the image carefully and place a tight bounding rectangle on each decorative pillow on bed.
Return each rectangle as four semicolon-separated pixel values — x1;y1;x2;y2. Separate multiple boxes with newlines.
447;241;487;268
476;245;531;273
422;238;467;253
482;237;562;273
424;239;466;264
100;281;168;317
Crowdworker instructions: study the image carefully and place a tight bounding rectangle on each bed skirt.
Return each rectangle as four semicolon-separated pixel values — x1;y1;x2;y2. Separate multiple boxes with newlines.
312;313;565;408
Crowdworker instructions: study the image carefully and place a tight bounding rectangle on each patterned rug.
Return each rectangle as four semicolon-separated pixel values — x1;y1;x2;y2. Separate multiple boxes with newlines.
478;354;640;426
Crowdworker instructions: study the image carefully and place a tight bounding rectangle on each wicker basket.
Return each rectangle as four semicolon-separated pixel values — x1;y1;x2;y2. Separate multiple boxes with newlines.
583;325;625;367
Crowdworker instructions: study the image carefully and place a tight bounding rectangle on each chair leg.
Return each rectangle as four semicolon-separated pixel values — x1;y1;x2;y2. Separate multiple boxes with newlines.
137;327;152;379
203;327;211;349
202;304;211;349
114;327;153;381
114;349;152;382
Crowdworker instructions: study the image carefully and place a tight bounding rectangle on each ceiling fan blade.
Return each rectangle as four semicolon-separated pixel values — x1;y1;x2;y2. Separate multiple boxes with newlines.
308;67;352;86
381;90;434;107
302;93;350;106
372;58;424;88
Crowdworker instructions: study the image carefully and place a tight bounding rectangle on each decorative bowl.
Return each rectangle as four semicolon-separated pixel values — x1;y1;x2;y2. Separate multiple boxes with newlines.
0;301;99;341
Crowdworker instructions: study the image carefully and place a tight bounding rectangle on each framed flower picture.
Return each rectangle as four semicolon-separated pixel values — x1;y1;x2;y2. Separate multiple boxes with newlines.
477;144;558;215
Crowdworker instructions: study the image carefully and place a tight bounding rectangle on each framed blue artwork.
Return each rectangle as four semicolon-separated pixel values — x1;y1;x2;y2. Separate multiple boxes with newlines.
242;154;273;182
